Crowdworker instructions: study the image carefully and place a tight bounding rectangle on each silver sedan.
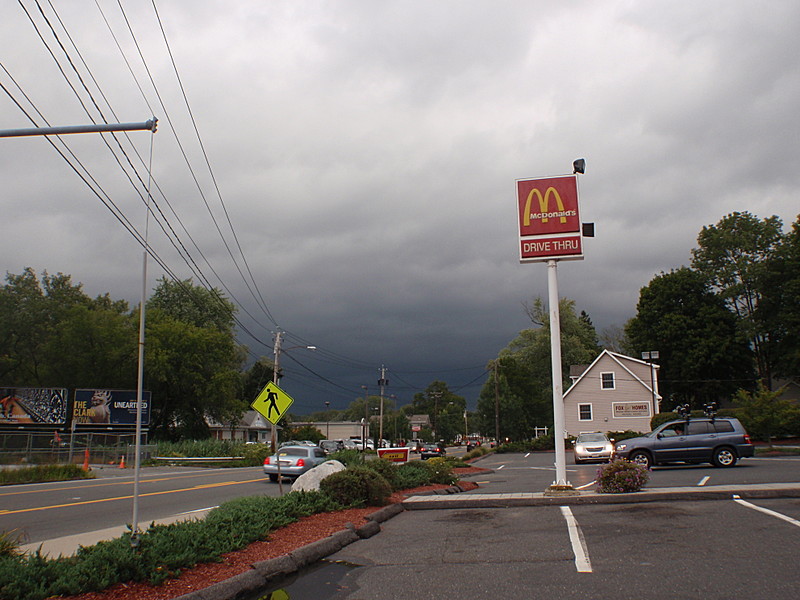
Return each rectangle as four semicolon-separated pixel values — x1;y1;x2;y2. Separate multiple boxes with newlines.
263;445;328;482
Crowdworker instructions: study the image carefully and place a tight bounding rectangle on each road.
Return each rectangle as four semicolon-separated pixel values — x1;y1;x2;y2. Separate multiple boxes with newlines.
4;448;798;560
1;465;274;551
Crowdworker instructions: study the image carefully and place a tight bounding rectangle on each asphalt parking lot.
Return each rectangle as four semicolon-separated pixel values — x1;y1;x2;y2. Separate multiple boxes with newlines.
233;451;800;600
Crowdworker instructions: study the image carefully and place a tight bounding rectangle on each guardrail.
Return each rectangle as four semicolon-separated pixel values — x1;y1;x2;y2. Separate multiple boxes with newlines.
152;456;245;463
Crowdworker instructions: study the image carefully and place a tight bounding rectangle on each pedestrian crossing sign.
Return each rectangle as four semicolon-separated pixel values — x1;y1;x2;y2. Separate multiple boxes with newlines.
251;382;295;425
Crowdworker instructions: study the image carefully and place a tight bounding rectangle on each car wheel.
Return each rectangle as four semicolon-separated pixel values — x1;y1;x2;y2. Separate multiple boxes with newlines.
268;474;279;482
574;457;584;465
712;447;737;467
629;450;652;469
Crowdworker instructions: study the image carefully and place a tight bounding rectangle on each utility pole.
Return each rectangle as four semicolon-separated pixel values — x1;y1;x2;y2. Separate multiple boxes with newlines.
430;391;442;441
378;365;388;447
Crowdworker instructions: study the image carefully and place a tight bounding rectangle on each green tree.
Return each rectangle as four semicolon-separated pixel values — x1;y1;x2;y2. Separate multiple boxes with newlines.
410;381;466;443
734;384;800;443
240;357;276;404
284;424;325;443
145;279;246;440
758;214;800;380
625;268;754;409
477;298;600;440
691;211;784;385
0;268;110;386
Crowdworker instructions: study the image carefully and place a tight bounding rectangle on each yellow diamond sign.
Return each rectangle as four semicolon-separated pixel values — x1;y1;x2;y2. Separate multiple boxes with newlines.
251;382;294;425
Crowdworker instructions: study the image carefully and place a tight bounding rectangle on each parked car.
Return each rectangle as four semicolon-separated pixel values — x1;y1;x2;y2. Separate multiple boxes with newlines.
342;439;361;450
319;439;344;454
613;417;754;469
573;432;614;464
420;443;446;460
263;445;327;482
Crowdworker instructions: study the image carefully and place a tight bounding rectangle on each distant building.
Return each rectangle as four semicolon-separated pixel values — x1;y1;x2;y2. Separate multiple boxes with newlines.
208;410;271;443
564;350;660;437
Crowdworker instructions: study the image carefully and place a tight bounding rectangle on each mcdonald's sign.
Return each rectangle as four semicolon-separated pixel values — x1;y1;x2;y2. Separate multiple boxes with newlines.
517;175;581;237
517;174;584;262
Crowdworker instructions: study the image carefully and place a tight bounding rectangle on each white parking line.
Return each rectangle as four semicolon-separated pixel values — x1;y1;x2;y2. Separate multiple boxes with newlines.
560;506;592;573
497;464;505;470
732;495;800;528
525;452;531;457
575;481;596;490
697;476;710;486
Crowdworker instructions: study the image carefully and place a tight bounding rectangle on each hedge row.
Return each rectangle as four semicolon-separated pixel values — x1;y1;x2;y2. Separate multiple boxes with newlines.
0;457;456;600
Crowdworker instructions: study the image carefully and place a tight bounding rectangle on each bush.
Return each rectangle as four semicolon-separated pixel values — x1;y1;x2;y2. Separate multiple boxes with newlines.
395;461;434;489
495;435;555;453
326;449;365;467
319;467;392;507
361;458;400;490
0;491;343;600
0;464;95;485
596;459;649;493
463;446;491;460
424;457;457;485
240;443;270;466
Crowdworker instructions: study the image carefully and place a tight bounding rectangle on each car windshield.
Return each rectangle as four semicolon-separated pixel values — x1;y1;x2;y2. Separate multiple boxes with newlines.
577;434;606;443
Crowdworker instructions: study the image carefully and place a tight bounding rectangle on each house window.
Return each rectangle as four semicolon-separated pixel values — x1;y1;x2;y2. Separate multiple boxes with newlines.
578;404;592;421
601;372;615;389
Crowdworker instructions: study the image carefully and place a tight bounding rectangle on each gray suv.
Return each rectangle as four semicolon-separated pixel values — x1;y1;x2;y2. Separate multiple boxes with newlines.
613;417;754;469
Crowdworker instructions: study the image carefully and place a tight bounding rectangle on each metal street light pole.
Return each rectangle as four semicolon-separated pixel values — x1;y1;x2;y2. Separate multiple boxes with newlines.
324;401;330;439
2;118;158;547
360;385;368;451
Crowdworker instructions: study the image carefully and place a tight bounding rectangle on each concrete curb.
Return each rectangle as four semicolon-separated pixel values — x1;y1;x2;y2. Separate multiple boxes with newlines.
171;502;407;600
401;482;800;510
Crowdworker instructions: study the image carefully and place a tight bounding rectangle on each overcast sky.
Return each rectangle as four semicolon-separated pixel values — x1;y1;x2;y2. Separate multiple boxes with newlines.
2;1;798;415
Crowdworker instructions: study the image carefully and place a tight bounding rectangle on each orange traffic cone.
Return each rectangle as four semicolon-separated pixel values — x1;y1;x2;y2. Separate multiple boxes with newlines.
82;448;91;471
119;455;126;469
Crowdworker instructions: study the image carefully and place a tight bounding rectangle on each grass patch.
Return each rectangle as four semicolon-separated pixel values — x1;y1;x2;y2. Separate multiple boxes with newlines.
0;464;95;486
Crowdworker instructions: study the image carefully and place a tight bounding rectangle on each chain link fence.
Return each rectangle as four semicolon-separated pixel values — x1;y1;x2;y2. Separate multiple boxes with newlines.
0;431;153;466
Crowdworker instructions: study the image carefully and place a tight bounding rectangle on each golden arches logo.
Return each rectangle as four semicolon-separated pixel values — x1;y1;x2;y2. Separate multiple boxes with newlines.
523;187;568;226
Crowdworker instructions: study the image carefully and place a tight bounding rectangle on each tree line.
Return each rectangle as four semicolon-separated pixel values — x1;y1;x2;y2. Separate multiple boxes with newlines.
0;269;267;440
475;211;800;441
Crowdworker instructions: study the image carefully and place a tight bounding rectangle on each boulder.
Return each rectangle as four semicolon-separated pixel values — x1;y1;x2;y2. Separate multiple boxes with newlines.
291;459;346;492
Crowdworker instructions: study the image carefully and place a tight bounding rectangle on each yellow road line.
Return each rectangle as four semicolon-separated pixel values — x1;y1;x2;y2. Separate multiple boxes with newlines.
0;478;264;515
0;469;261;498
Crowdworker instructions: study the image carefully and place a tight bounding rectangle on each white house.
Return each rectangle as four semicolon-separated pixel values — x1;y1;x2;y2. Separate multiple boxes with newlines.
564;350;661;437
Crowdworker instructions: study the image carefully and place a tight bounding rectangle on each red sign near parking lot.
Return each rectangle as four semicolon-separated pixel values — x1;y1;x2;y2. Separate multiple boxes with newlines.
517;174;584;262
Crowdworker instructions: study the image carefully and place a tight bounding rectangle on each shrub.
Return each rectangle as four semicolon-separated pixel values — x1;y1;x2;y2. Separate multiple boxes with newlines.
596;459;649;493
424;457;457;485
0;464;95;485
464;446;491;460
494;435;555;453
361;458;400;490
319;467;392;507
326;449;365;467
0;491;344;600
240;443;270;466
0;530;23;558
395;461;434;489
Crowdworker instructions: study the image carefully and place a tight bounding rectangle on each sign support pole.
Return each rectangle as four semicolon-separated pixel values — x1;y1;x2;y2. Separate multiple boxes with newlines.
548;259;570;488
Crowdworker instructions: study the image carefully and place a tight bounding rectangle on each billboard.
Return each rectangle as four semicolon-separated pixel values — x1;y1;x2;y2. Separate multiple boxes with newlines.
517;174;584;262
72;389;151;426
0;387;68;425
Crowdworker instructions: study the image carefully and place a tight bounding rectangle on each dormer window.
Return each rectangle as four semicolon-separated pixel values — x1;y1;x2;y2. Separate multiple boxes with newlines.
601;372;615;389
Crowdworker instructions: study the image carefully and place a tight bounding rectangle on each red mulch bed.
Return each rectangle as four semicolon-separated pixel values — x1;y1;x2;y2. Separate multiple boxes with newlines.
56;468;485;600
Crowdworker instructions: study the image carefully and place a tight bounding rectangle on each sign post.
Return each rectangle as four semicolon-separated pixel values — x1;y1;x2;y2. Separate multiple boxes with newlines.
517;173;585;491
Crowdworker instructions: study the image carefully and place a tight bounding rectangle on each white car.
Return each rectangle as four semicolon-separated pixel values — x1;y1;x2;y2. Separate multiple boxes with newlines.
573;432;614;464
